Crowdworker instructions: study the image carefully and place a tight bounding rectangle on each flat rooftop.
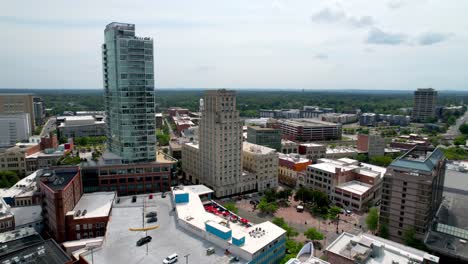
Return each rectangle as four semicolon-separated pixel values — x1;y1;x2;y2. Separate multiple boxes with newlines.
326;147;357;154
0;170;39;198
390;147;445;172
336;181;372;196
300;143;324;147
10;205;42;227
243;142;276;155
280;119;339;127
67;192;115;219
174;187;286;256
326;232;439;264
40;168;79;191
79;193;244;264
279;153;310;164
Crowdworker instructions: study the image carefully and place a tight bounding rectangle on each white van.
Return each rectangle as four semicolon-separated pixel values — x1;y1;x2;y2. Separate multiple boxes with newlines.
163;253;178;264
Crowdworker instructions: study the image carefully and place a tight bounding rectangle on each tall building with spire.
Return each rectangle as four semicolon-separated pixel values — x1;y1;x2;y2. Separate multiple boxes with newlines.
199;90;243;197
102;22;156;163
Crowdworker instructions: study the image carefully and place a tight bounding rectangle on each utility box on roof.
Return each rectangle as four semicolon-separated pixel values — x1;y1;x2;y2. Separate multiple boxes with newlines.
205;221;232;240
174;191;189;203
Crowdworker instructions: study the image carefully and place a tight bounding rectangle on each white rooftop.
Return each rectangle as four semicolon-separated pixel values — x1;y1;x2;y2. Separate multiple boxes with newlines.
243;142;276;155
0;198;13;220
299;143;324;147
326;147;357;154
0;170;40;198
279;153;310;164
67;192;115;219
336;181;372;196
326;232;439;264
10;205;42;227
183;185;214;196
174;186;286;255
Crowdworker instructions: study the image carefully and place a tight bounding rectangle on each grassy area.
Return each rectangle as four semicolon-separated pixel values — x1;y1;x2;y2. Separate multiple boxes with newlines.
441;147;468;160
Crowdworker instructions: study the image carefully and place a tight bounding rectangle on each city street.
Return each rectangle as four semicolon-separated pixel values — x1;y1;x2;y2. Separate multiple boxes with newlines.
444;110;468;139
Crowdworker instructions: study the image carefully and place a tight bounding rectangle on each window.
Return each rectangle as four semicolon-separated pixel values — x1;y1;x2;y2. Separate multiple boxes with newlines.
77;233;81;240
76;224;80;231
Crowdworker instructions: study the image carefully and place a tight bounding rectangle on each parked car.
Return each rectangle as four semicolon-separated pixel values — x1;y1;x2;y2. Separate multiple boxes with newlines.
146;212;157;218
147;217;158;223
136;236;152;246
163;253;178;264
161;193;167;198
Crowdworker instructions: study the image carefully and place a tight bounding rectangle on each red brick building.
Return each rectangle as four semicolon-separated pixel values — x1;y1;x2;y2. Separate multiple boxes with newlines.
65;192;115;241
39;167;82;242
40;133;58;150
167;107;189;117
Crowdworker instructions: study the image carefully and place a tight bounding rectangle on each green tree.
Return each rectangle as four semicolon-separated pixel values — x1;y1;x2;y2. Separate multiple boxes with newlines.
369;155;393;167
279;239;303;264
264;188;278;203
378;222;389;239
329;206;342;220
447;116;457;126
403;228;427;250
258;197;278;214
460;123;468;134
304;227;324;241
356;153;368;163
0;171;20;188
223;202;239;214
454;135;467;146
366;207;379;234
272;217;298;238
277;189;292;200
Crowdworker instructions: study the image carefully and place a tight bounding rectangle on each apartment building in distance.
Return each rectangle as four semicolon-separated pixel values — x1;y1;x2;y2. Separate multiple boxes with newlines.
412;88;437;122
242;142;278;192
303;158;386;212
39;167;82;242
279;119;342;142
379;147;446;242
298;143;326;162
246;126;282;152
0;94;36;131
357;134;385;158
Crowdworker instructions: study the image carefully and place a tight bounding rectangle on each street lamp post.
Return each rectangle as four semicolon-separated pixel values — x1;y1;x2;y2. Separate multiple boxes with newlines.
184;253;190;264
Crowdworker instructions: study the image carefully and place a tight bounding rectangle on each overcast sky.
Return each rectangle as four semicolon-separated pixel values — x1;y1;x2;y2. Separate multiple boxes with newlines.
1;0;467;90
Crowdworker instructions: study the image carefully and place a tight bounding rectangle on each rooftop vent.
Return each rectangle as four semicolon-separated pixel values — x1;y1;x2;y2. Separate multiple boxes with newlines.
75;210;81;217
82;209;87;216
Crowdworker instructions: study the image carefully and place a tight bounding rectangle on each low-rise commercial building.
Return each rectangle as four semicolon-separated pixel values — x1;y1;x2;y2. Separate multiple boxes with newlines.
390;134;431;151
0;228;73;264
303;158;386;212
242;142;278;192
325;232;439;264
279;119;342;142
325;147;358;159
246;126;282;152
57;115;106;138
173;186;286;263
65;192;115;241
168;107;189;117
81;152;176;196
298;143;326;162
0;143;40;175
281;139;298;154
278;153;311;187
1;169;42;207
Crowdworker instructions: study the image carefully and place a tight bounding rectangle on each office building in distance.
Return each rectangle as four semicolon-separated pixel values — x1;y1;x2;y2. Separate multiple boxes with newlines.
57;115;106;138
380;147;446;242
279;119;342;142
0;113;32;147
412;88;437;122
0;93;36;131
102;22;156;163
246;126;282;152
